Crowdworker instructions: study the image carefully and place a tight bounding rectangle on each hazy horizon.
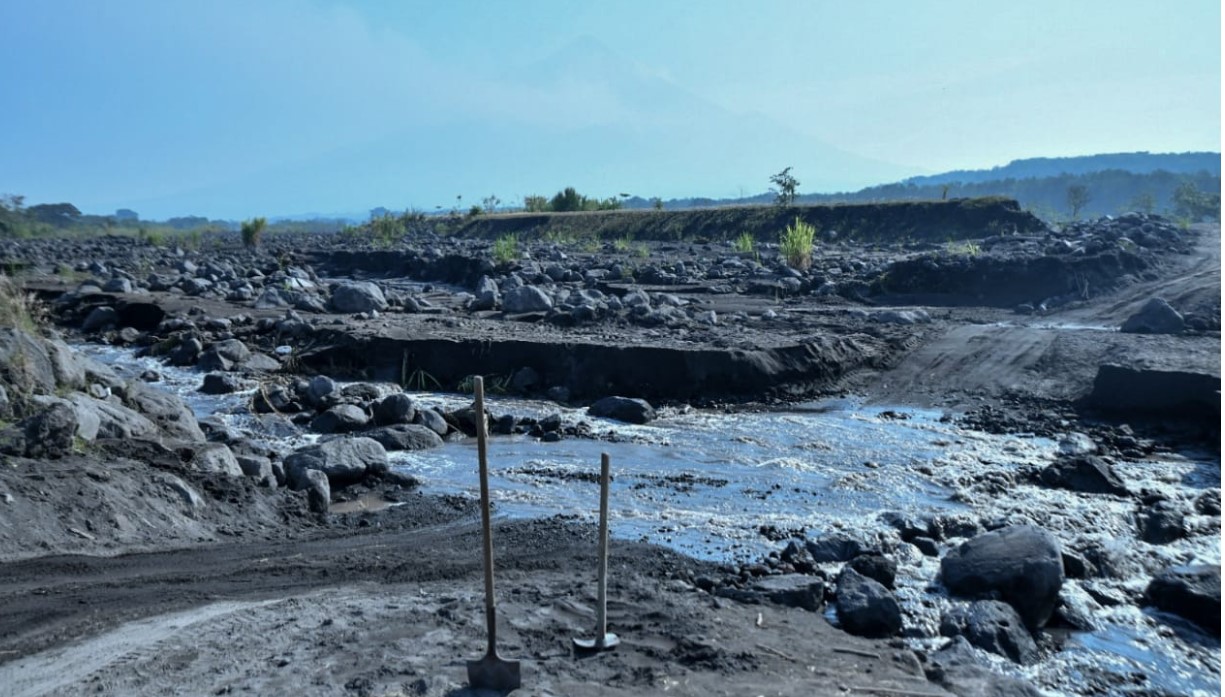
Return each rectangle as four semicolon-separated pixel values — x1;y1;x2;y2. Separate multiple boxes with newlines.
1;1;1220;219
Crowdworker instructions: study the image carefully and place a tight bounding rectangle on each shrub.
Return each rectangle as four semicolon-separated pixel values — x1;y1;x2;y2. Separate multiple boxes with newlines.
370;214;404;247
240;217;267;248
779;216;815;270
492;234;518;264
733;232;755;253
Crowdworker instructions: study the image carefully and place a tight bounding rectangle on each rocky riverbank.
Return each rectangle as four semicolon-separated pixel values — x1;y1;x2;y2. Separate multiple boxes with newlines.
0;206;1218;696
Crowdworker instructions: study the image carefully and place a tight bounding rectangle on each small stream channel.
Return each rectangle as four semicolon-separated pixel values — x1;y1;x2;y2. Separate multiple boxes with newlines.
79;344;1221;697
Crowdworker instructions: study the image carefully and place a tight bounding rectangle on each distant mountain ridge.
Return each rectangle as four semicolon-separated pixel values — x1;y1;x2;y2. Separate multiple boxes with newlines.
903;152;1220;186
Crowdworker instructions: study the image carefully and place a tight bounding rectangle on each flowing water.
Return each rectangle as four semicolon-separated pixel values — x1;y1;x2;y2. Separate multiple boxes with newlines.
79;344;1221;696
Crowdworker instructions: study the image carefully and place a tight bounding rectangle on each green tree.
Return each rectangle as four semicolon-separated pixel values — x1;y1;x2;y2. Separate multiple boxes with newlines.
1066;184;1090;220
770;167;799;206
523;195;549;212
1172;180;1221;222
549;187;584;212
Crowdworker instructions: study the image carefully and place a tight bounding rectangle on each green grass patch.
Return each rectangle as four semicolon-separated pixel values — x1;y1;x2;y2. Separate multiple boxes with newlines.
492;234;519;264
779;217;816;270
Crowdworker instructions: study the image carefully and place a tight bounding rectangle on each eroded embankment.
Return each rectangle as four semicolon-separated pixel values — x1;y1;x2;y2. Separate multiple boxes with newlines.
296;326;895;403
448;197;1045;243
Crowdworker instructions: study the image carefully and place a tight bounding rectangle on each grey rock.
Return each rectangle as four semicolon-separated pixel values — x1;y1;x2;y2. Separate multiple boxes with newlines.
235;454;275;486
364;424;444;451
940;525;1064;630
806;534;875;563
1137;500;1186;544
303;469;331;513
310;404;369;434
373;392;416;426
184;442;243;476
197;338;251;372
835;567;902;638
1038;456;1129;496
1121;297;1184;334
502;285;554;313
0;328;58;395
102;277;133;293
939;600;1039;664
715;574;825;612
82;306;119;332
470;275;500;311
200;372;248;395
414;408;448;436
119;380;206;441
305;375;337;407
925;637;1044;697
2;403;79;458
284;436;387;488
587;396;656;424
330;281;388;314
1144;564;1220;636
849;554;897;590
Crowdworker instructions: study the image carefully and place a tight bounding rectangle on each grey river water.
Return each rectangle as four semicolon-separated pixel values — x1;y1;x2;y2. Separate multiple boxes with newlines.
79;344;1221;696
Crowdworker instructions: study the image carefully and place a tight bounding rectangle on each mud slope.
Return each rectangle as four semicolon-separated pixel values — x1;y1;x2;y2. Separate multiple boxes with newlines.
863;223;1221;410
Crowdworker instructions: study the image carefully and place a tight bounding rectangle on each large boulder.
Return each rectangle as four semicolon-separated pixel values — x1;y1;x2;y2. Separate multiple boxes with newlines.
1120;297;1184;334
834;567;902;638
939;600;1039;664
303;468;331;513
0;328;57;397
470;275;500;311
1144;565;1220;636
310;404;369;434
119;380;205;442
182;442;244;476
197;339;252;372
81;306;119;332
364;424;444;451
940;525;1064;630
587;396;656;425
330;281;388;314
806;534;877;563
502;286;554;313
0;402;78;458
65;393;159;441
373;392;416;426
283;437;387;488
1037;456;1129;496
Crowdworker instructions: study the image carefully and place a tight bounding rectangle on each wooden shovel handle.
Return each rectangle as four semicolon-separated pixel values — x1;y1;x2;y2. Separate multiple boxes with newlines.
474;376;498;655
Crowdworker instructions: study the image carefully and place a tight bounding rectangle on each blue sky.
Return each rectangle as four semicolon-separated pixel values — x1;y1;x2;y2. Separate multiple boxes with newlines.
0;0;1219;219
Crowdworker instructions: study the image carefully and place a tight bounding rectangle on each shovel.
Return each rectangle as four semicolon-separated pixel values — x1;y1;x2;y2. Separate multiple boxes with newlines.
466;376;522;692
573;452;620;652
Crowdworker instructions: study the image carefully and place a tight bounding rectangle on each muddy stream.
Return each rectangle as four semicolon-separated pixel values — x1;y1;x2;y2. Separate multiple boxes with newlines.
79;344;1221;696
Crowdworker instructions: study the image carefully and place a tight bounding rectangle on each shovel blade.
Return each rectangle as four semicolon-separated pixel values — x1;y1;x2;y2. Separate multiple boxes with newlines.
467;653;521;692
573;633;620;652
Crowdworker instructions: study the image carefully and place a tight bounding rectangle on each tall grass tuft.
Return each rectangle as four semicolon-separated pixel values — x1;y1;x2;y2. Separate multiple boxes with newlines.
492;234;518;264
779;216;816;270
733;231;756;253
0;274;40;334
